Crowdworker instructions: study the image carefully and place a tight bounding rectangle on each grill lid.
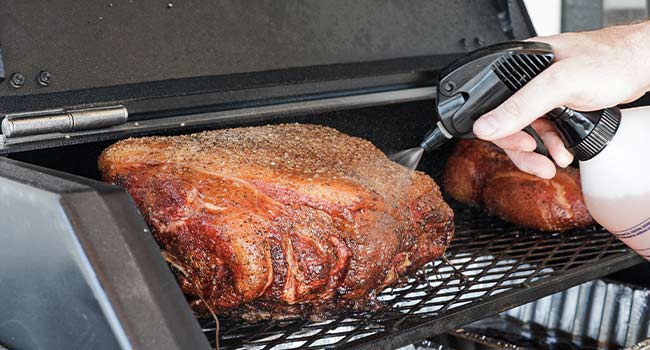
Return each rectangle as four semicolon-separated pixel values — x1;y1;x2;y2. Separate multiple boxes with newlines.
0;0;534;115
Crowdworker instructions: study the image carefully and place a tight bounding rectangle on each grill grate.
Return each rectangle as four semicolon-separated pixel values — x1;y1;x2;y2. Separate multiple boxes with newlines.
199;202;643;350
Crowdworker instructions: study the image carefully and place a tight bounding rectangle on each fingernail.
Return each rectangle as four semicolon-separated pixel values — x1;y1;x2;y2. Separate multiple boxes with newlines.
558;156;570;167
557;153;573;167
540;166;556;179
474;116;497;137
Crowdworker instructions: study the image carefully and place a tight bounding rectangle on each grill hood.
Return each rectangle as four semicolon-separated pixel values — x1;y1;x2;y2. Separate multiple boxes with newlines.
0;0;534;115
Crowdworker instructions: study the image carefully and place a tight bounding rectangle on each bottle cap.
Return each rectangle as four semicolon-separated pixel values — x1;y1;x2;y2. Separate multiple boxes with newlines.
547;107;621;161
572;108;621;161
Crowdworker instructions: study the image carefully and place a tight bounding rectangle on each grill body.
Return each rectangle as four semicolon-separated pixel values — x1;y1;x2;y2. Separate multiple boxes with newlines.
1;101;644;350
0;1;645;349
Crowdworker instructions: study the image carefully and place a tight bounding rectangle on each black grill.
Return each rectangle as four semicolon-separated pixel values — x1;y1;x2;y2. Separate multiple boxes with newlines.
199;202;642;350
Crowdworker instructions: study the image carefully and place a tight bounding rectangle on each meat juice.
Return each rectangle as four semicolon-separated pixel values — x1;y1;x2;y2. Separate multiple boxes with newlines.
579;106;650;258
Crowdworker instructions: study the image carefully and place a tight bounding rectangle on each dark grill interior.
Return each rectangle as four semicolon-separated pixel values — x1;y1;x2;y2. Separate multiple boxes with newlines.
5;100;643;350
201;203;640;350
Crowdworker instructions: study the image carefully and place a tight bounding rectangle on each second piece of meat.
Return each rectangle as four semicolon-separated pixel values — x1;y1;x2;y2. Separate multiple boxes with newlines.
443;139;594;231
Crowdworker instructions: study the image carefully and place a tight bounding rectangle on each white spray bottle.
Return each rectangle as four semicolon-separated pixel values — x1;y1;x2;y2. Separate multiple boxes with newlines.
579;106;650;256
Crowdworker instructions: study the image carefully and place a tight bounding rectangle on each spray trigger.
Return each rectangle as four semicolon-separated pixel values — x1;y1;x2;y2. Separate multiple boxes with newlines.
522;125;548;156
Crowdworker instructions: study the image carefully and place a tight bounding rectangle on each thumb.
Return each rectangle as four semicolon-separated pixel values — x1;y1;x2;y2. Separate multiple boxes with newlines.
473;65;570;141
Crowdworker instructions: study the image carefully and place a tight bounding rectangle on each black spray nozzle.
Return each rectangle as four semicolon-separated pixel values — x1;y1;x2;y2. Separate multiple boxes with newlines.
420;125;451;152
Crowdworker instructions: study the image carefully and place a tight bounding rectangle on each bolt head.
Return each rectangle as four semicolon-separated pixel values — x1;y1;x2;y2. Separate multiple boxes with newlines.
38;70;53;86
443;81;455;92
10;73;25;88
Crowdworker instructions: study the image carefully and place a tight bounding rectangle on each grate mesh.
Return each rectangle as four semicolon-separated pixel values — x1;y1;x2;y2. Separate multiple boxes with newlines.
199;202;642;350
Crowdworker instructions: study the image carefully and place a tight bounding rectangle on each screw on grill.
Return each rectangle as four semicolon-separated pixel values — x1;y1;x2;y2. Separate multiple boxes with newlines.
37;70;53;87
443;81;456;93
9;72;25;89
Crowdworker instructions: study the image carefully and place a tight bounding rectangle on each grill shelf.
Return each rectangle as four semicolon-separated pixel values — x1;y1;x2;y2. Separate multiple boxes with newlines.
198;202;643;350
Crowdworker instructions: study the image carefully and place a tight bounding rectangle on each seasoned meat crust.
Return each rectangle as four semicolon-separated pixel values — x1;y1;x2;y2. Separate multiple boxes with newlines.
99;123;454;321
443;139;594;231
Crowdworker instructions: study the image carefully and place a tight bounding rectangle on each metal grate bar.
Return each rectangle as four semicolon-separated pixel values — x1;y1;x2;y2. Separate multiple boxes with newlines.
200;202;643;350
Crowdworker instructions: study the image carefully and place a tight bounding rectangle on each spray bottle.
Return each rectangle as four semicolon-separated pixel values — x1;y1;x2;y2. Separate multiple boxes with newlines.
393;41;650;258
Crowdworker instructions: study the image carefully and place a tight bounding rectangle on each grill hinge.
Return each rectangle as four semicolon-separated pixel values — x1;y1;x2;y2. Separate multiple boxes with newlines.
1;105;128;141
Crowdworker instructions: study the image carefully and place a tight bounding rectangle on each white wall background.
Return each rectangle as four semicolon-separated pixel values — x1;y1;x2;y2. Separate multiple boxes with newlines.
524;0;562;36
524;0;648;36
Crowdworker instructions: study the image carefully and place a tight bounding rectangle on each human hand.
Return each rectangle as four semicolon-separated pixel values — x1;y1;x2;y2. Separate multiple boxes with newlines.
472;21;650;178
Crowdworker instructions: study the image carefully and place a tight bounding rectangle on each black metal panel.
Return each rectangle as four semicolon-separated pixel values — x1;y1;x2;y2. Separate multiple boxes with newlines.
0;87;439;155
0;45;5;84
0;164;122;349
0;66;438;118
0;0;534;113
0;158;210;350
